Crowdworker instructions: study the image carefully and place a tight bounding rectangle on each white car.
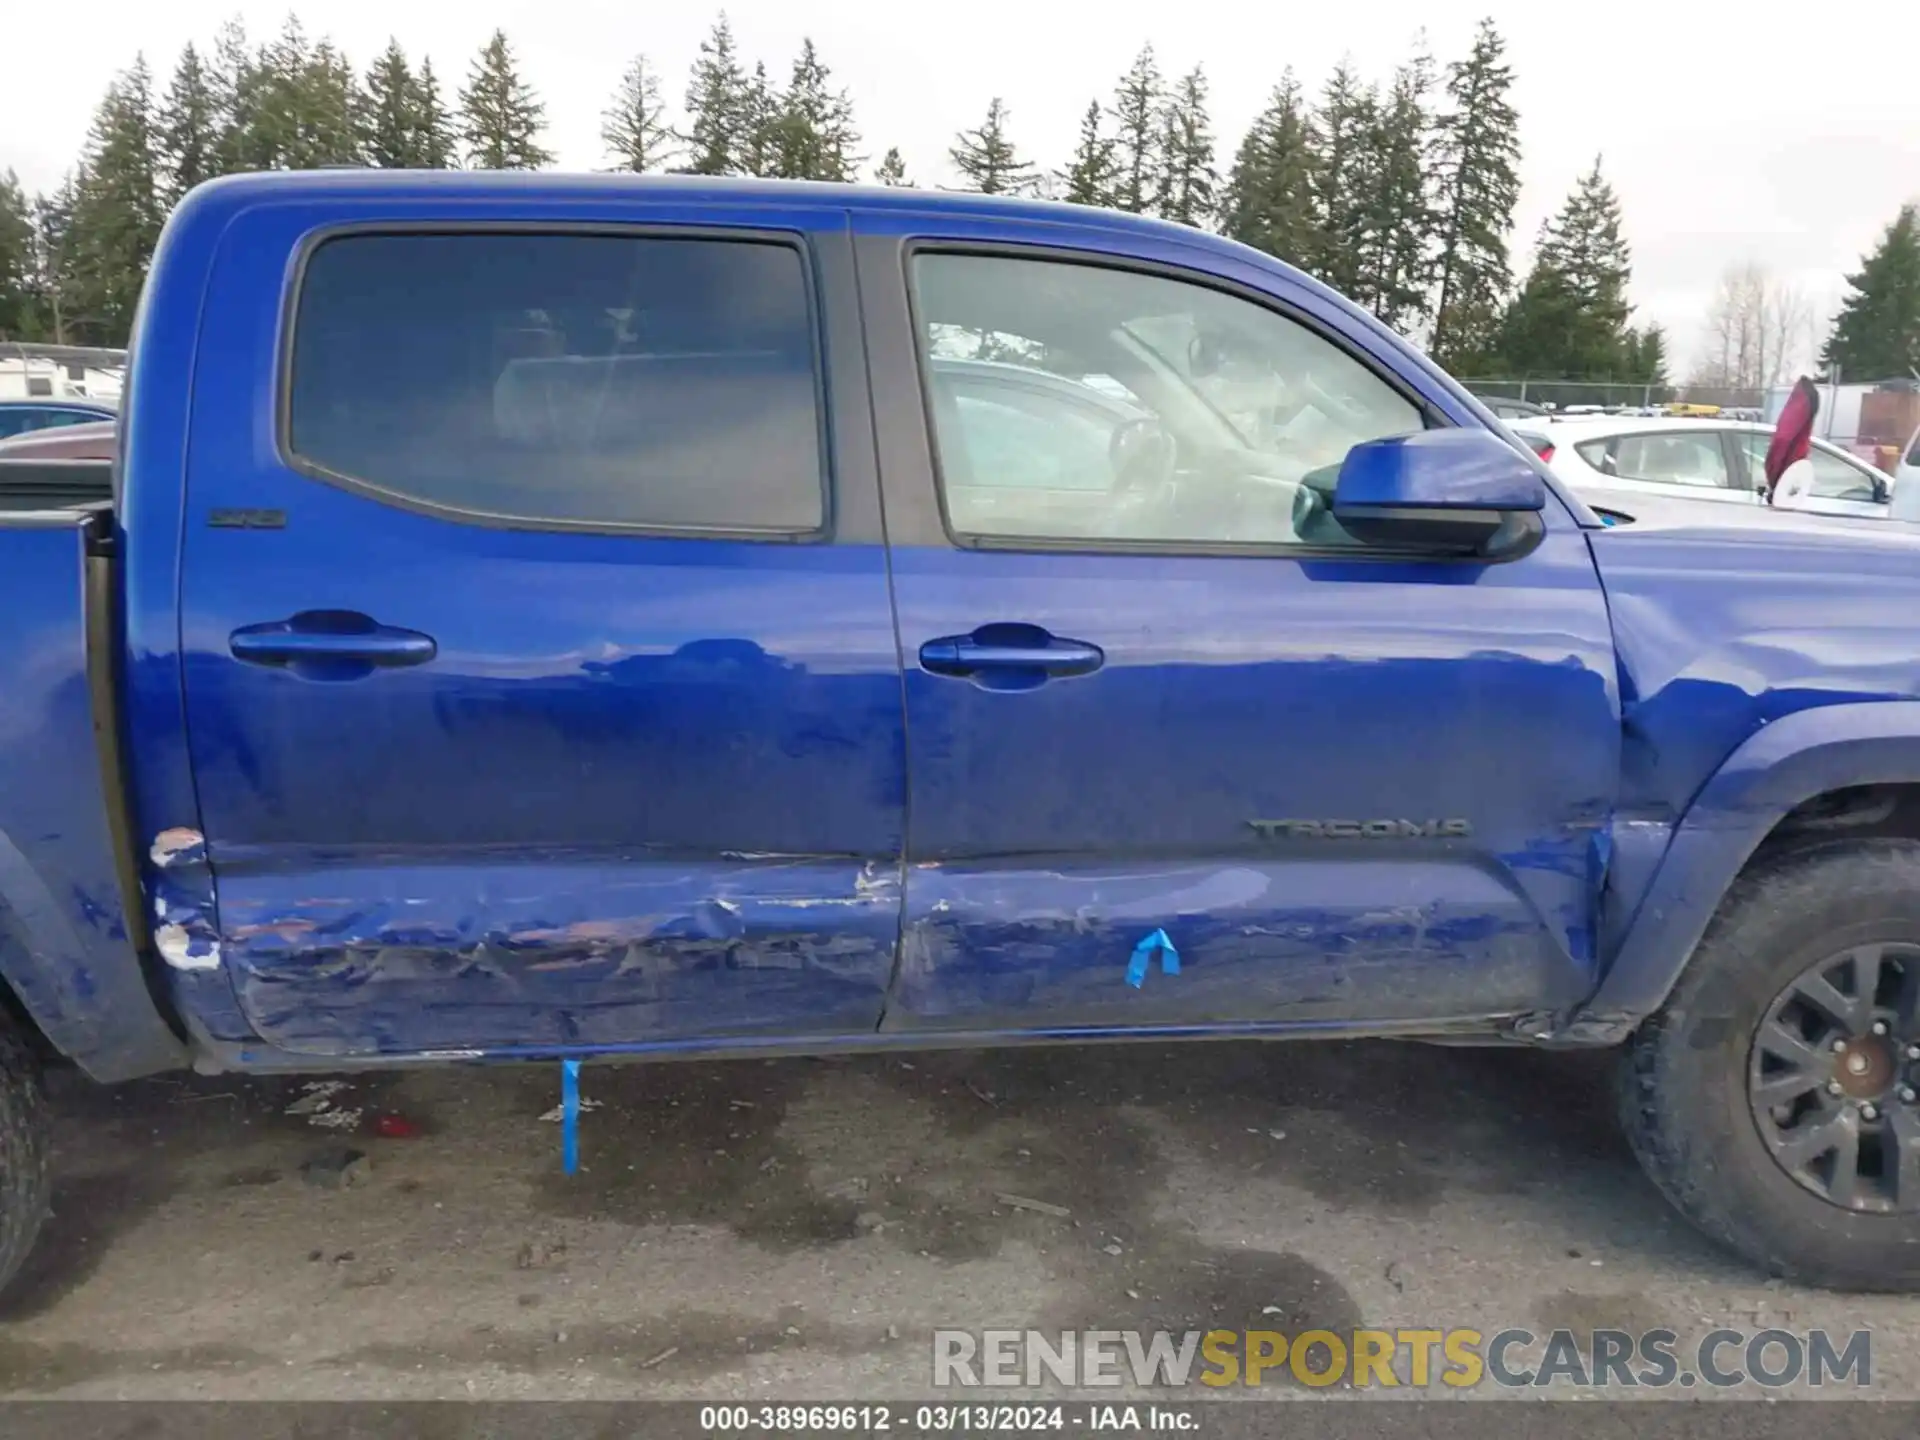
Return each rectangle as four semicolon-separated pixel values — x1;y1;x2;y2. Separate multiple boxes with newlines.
1513;415;1897;520
1893;421;1920;521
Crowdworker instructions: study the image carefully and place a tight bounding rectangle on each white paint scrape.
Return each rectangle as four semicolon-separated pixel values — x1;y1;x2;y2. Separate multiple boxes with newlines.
149;827;205;867
155;922;222;971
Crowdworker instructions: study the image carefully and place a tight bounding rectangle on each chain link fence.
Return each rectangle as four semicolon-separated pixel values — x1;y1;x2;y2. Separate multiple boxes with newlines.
1461;378;1767;414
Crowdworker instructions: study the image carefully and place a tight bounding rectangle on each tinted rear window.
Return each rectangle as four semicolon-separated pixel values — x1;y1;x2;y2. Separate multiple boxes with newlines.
287;232;825;533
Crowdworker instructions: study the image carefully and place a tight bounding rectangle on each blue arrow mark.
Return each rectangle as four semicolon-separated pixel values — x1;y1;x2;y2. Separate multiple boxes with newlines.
1126;929;1181;988
561;1058;581;1175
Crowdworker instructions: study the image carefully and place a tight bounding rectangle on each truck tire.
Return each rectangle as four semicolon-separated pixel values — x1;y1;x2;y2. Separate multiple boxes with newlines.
0;1011;50;1300
1621;839;1920;1290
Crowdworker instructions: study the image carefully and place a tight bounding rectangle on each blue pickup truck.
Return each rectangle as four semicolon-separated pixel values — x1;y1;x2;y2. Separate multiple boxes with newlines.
4;172;1920;1295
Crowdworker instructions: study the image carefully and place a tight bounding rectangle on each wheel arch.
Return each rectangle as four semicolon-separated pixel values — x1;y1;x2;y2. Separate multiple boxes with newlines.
0;828;188;1083
1580;701;1920;1035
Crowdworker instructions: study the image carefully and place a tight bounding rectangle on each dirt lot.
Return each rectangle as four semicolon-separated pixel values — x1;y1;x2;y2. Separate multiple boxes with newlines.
0;1038;1914;1400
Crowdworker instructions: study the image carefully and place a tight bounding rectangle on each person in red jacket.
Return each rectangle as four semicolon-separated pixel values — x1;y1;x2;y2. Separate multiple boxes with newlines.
1765;376;1820;509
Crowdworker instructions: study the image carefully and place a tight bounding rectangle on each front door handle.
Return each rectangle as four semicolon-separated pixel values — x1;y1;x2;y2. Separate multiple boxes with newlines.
919;624;1104;690
230;611;437;673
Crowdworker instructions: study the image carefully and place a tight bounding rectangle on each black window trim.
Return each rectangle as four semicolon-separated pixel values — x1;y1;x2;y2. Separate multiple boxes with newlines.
276;220;836;542
897;240;1543;565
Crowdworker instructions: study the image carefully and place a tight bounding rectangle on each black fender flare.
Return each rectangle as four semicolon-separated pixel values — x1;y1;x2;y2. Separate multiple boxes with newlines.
1578;699;1920;1033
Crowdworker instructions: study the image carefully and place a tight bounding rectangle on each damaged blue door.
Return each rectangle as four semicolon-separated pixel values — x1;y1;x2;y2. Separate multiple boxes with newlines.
176;197;906;1056
854;219;1620;1035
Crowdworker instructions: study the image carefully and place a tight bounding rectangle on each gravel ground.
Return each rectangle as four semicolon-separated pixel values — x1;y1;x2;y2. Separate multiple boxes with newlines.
0;1038;1912;1401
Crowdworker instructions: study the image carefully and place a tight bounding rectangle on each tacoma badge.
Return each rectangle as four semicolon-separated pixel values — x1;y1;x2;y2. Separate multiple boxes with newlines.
1247;819;1473;840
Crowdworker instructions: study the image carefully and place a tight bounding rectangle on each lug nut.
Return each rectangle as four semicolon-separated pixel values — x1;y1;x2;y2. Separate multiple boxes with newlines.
1863;1103;1881;1121
1873;1021;1890;1036
1901;1086;1917;1104
1908;1045;1920;1061
1834;1038;1851;1053
1829;1081;1845;1096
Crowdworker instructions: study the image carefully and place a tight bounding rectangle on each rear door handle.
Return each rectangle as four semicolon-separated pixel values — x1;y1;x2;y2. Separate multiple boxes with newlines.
230;611;437;671
919;624;1104;689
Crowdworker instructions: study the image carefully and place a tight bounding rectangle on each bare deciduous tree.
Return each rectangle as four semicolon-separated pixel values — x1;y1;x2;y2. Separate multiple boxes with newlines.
1691;262;1813;392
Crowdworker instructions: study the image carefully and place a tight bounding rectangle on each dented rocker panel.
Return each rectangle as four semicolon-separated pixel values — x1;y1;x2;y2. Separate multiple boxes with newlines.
216;854;903;1055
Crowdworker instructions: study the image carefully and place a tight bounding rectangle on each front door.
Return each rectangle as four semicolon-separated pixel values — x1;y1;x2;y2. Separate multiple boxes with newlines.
853;217;1620;1035
178;197;905;1056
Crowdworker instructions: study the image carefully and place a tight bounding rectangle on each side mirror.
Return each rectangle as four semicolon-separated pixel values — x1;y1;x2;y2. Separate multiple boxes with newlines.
1332;429;1547;557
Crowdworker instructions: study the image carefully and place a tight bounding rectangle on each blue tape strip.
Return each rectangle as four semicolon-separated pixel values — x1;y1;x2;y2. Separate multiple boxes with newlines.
561;1058;581;1175
1128;929;1179;987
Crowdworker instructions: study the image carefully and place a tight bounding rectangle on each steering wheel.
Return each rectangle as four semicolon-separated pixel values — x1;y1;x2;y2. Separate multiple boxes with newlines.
1289;478;1325;536
1109;417;1178;493
1295;369;1382;431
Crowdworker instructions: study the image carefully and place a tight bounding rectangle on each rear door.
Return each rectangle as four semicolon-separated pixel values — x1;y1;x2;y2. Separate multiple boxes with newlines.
854;215;1619;1034
1731;429;1891;517
179;195;905;1057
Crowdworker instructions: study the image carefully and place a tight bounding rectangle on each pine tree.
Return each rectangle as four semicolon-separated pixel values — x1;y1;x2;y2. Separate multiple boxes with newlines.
1622;324;1669;388
1058;100;1118;208
222;19;286;171
769;39;859;182
1108;46;1163;214
949;98;1035;196
1153;66;1215;227
414;61;458;168
361;40;419;168
209;18;257;174
603;55;676;172
64;59;164;344
873;147;912;186
360;41;455;169
0;171;40;340
1548;159;1634;348
680;14;749;176
735;62;781;178
297;40;363;167
1822;204;1920;379
157;44;221;205
1494;159;1635;380
224;21;362;171
1307;61;1379;300
1221;74;1318;263
31;179;79;344
1429;18;1522;370
459;30;553;170
1355;46;1438;332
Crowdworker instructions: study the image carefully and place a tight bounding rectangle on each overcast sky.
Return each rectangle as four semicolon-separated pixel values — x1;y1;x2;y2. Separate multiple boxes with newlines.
8;1;1920;375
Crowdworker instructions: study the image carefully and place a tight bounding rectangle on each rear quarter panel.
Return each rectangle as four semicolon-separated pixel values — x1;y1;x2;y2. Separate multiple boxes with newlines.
0;513;185;1079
